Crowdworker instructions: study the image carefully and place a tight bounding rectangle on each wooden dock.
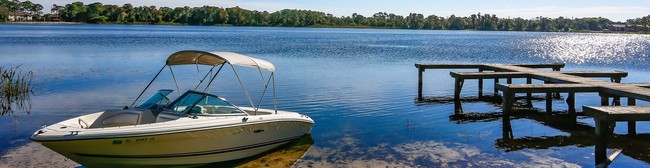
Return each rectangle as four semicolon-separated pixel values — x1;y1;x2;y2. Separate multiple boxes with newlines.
584;106;650;164
416;63;650;165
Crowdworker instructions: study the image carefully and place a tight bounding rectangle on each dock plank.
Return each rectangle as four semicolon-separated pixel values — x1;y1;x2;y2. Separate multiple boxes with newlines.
420;63;650;103
496;84;600;93
415;64;485;69
415;63;565;70
450;72;530;79
584;106;650;121
487;64;650;101
560;70;627;78
450;71;627;80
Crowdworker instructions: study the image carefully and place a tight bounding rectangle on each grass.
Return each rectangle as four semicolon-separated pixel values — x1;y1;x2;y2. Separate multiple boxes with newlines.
0;66;34;116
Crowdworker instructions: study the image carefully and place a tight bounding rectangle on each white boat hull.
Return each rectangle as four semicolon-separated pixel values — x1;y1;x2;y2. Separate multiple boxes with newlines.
31;110;313;167
30;51;317;167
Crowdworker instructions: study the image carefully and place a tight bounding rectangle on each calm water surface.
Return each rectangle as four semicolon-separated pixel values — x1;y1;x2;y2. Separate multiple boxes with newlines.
2;24;650;167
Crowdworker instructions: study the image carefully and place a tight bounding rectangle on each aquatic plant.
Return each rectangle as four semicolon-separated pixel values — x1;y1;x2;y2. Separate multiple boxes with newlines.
0;66;34;116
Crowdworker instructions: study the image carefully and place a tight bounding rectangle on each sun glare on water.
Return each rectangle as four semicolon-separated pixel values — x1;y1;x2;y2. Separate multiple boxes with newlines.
520;33;650;65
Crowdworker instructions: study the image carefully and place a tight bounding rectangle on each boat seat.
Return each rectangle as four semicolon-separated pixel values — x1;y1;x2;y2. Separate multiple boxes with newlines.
102;112;140;127
82;110;158;128
138;110;157;124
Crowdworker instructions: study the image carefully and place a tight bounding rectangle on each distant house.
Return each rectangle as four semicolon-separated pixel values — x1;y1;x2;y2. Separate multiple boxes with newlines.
607;24;626;32
626;24;649;32
48;14;60;22
606;24;649;32
8;12;32;21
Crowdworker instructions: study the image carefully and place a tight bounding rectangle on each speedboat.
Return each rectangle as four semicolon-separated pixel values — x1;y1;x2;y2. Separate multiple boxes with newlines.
30;50;314;167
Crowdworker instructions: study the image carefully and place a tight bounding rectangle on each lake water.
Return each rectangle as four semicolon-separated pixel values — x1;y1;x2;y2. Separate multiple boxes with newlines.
2;24;650;167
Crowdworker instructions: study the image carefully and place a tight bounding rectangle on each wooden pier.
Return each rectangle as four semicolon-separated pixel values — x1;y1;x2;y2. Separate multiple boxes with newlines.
416;63;650;165
584;106;650;164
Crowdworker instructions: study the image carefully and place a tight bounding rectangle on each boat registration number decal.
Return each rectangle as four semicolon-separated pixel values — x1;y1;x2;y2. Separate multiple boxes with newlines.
112;137;155;145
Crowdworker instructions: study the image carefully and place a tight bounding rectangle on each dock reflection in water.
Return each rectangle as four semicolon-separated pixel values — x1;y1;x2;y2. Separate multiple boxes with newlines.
440;95;650;165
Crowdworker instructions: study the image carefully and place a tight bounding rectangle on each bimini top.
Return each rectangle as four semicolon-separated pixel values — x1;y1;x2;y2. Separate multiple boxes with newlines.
166;50;275;72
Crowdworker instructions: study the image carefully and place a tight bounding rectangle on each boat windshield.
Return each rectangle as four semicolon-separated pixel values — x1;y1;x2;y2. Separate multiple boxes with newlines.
137;89;173;109
167;91;246;116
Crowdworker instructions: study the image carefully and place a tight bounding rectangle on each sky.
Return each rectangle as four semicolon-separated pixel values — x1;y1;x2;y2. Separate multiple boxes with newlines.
30;0;650;22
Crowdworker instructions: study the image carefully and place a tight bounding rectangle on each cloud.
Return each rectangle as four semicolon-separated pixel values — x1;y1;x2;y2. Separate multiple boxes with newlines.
295;136;581;167
4;138;582;167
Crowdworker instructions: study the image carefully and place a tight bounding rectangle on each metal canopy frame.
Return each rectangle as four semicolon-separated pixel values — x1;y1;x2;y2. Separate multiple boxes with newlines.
130;51;278;115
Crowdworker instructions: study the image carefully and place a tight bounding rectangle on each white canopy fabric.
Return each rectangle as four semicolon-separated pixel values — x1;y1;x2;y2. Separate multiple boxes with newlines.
166;50;276;72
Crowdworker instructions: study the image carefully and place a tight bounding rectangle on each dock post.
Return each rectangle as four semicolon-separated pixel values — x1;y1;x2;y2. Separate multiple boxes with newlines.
600;94;609;106
503;91;514;115
612;77;621;105
494;78;499;96
552;85;560;99
502;114;514;140
454;100;463;114
595;119;609;165
545;81;552;113
567;92;576;123
552;67;561;98
546;91;552;113
478;69;483;98
507;78;512;84
418;68;423;101
628;97;636;135
567;92;575;113
454;78;464;100
600;93;616;132
526;77;532;107
613;97;621;106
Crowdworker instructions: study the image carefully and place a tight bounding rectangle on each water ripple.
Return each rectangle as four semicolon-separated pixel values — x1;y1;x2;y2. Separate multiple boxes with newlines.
518;33;650;65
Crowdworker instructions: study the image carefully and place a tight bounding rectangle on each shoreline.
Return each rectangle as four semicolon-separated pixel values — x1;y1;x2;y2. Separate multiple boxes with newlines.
3;21;85;25
1;21;645;34
0;142;80;167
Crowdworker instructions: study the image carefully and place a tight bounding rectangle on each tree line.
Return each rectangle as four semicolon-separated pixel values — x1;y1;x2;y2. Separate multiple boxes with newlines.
1;0;649;32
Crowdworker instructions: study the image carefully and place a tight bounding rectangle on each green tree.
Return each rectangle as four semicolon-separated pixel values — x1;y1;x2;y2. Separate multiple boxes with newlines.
122;3;135;23
0;6;8;22
406;13;424;29
86;2;106;23
18;0;31;13
61;1;86;22
447;15;464;30
227;6;244;26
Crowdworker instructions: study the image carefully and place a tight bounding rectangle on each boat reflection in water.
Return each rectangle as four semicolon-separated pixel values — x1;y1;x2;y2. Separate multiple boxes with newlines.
210;134;314;167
